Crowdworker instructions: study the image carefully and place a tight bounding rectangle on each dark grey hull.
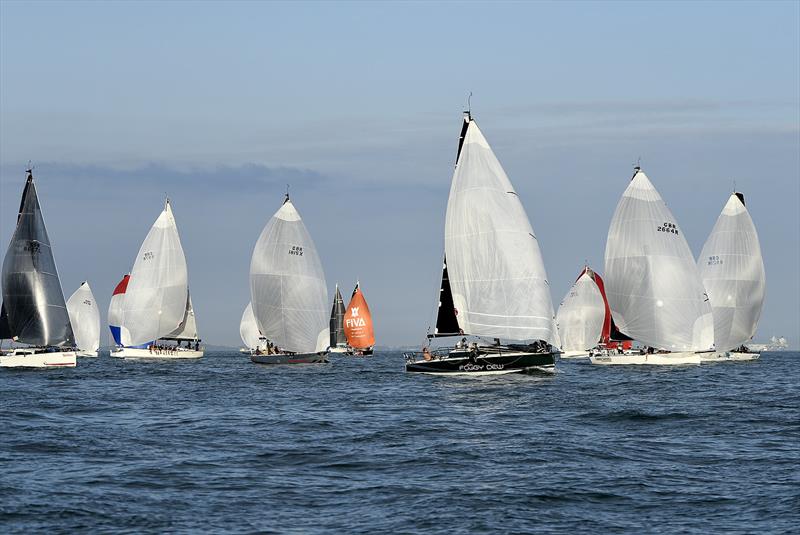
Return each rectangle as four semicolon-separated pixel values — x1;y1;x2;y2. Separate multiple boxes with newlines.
405;347;556;375
250;352;329;365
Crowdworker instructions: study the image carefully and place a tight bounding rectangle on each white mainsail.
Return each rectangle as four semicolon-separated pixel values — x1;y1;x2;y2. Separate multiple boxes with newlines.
239;302;262;349
604;168;713;351
444;116;557;344
698;193;765;351
556;272;605;351
249;198;329;353
66;281;101;353
120;201;189;346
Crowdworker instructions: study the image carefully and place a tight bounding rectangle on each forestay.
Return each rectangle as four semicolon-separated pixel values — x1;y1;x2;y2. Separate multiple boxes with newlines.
604;169;713;351
120;201;189;346
557;272;606;351
443;118;556;344
249;199;329;353
239;302;262;350
66;281;101;352
698;193;765;351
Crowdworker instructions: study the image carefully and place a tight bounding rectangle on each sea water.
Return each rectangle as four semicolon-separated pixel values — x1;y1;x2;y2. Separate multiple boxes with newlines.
1;351;798;533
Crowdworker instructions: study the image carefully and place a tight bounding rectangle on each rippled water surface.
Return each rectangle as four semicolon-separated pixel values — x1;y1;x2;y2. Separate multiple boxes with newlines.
2;351;798;533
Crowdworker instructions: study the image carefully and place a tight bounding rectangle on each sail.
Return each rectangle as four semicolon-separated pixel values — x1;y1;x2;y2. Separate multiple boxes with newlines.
589;270;613;343
329;285;347;347
239;302;261;349
556;270;606;351
164;291;199;341
443;116;557;343
119;201;189;346
108;274;130;345
249;198;329;353
66;281;101;352
604;168;713;351
431;258;461;337
343;282;375;349
698;192;765;351
0;171;74;346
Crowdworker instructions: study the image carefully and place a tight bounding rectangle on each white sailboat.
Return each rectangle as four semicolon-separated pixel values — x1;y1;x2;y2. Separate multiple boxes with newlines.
239;302;264;354
66;281;101;357
109;199;203;358
405;111;559;375
590;167;713;366
697;192;765;361
0;169;77;368
556;267;607;358
249;194;330;364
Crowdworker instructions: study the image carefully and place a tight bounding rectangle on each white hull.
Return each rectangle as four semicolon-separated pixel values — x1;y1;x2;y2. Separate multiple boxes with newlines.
0;349;77;368
560;350;589;359
77;350;98;357
589;351;701;366
328;346;351;354
700;351;761;362
110;347;204;359
729;351;761;361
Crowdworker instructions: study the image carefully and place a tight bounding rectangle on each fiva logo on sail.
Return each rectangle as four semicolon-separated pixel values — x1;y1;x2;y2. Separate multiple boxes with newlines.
345;307;366;327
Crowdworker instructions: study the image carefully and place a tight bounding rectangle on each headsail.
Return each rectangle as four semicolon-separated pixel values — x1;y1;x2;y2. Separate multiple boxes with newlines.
163;291;199;341
0;170;74;346
119;201;189;346
66;281;101;352
556;269;606;351
249;197;329;353
343;282;375;350
698;192;765;351
443;114;557;344
329;284;347;347
108;274;130;346
604;168;713;351
239;302;261;350
431;257;461;338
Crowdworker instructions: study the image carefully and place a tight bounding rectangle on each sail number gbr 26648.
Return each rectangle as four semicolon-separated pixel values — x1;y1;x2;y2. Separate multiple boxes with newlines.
657;222;679;235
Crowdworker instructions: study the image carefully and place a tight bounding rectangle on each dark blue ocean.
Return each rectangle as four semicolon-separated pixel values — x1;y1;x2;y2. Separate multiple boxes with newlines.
1;351;798;534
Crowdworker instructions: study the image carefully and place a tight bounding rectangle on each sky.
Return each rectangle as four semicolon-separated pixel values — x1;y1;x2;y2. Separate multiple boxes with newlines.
1;1;798;348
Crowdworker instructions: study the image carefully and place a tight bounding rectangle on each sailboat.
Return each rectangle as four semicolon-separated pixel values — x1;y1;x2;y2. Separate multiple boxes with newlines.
556;266;608;358
328;284;350;353
66;281;101;357
239;302;264;353
109;199;203;358
249;194;330;364
0;169;77;368
343;281;375;356
697;191;765;361
405;111;559;375
590;167;713;365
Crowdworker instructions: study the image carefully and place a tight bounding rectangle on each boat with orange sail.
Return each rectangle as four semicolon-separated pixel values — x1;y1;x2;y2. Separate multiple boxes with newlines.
343;281;375;356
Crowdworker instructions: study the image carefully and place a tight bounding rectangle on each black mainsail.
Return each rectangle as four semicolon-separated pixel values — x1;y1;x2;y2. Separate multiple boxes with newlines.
329;284;347;347
0;170;74;347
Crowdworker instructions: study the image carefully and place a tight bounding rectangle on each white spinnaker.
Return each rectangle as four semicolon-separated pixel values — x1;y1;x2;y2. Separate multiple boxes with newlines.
249;200;329;353
444;118;557;344
66;281;101;352
239;302;262;349
604;169;713;351
120;202;189;346
698;193;765;351
556;272;605;351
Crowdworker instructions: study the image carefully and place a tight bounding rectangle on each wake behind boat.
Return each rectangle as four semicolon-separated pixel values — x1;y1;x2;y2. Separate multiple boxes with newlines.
0;169;77;368
405;111;558;375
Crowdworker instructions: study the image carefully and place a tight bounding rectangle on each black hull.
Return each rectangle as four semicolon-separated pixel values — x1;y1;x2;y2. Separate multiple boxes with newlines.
406;350;556;375
251;352;329;365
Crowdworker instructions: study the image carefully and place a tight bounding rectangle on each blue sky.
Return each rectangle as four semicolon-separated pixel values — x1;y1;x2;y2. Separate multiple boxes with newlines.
1;1;798;347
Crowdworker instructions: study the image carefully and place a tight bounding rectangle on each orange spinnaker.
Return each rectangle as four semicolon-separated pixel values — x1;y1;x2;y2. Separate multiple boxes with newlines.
343;285;375;349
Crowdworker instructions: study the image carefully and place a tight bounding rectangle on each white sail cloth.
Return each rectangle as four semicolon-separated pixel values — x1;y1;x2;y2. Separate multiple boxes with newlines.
166;292;198;340
444;119;557;344
249;200;329;353
556;272;605;351
66;281;101;352
239;302;262;349
120;202;189;346
698;193;765;351
604;169;713;351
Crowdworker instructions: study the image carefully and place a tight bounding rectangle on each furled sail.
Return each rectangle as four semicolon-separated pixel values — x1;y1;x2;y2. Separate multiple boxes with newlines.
443;115;557;344
249;197;329;353
119;201;189;346
604;168;713;351
556;269;606;351
164;291;199;341
66;281;101;352
108;274;130;345
343;282;375;350
698;192;765;351
239;302;261;350
0;170;74;346
329;284;347;347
